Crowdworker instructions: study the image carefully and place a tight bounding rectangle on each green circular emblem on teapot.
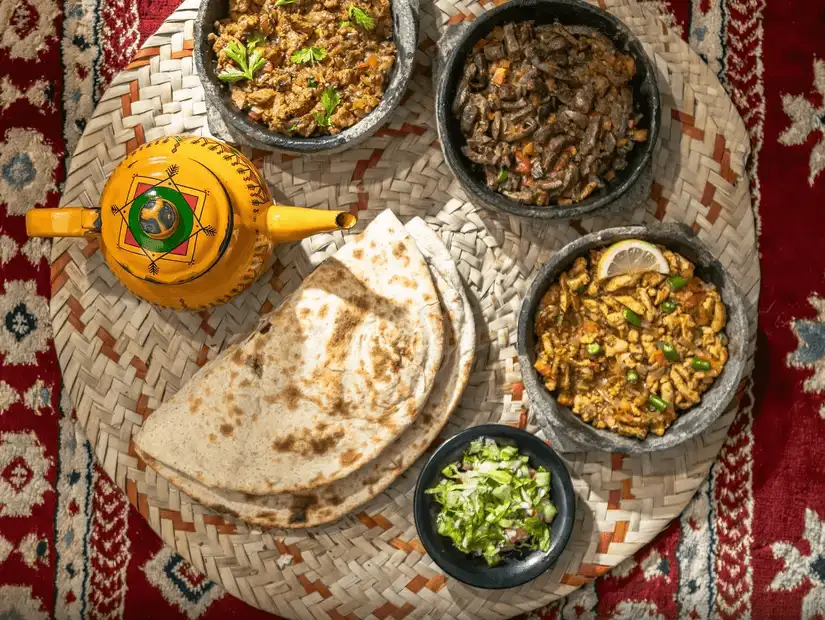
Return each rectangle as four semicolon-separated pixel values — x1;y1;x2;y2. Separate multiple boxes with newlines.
128;186;194;253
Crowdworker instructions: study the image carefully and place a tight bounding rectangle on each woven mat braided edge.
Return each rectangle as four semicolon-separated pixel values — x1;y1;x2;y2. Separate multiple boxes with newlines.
50;0;760;617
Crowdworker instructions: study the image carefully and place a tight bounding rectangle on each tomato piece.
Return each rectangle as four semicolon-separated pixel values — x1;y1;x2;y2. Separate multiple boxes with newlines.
492;67;508;85
652;349;667;367
682;291;707;310
515;150;531;174
580;320;600;334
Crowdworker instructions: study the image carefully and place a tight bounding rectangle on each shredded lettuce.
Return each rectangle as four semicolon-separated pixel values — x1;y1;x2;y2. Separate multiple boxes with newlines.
425;438;558;567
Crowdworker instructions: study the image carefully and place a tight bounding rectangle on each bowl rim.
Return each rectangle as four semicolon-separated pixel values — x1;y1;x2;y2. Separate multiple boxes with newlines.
413;424;576;589
434;0;662;220
193;0;417;153
516;224;749;453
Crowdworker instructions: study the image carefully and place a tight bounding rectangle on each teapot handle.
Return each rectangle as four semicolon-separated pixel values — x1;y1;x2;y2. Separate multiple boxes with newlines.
26;208;101;238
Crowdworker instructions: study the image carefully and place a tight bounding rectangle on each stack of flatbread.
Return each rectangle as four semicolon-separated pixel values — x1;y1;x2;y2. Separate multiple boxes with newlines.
134;210;475;528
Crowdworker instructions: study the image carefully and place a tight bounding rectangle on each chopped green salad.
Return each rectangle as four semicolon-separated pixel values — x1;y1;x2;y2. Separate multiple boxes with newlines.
426;438;557;567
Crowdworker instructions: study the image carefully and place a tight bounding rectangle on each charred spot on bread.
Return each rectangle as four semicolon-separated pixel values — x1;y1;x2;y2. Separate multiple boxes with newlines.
289;494;317;523
246;355;264;378
339;449;361;467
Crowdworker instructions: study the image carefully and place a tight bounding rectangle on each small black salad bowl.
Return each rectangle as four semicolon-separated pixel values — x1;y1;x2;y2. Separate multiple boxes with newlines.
517;224;749;454
413;424;575;589
435;0;661;220
195;0;419;154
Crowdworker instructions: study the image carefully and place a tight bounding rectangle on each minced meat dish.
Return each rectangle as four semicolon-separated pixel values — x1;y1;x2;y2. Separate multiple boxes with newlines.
452;21;648;206
533;248;728;439
210;0;396;136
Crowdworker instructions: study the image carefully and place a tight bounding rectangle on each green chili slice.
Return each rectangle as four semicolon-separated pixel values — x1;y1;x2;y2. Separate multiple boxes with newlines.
658;342;680;362
586;342;602;356
626;369;640;383
661;300;678;314
497;168;509;184
668;275;689;290
623;308;642;327
691;357;712;371
648;394;668;412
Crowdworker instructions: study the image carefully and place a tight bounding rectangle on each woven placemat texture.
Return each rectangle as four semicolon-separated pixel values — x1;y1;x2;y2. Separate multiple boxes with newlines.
50;0;759;617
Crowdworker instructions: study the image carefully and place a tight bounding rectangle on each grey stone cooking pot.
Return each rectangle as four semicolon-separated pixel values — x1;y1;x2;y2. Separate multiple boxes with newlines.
517;224;748;453
195;0;419;154
434;0;661;220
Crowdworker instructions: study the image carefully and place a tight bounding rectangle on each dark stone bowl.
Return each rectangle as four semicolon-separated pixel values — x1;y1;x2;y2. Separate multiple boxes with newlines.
517;225;748;453
195;0;419;154
413;424;575;589
435;0;661;220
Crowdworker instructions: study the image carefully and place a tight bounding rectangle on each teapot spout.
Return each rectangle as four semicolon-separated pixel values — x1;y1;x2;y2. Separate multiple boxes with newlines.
265;206;357;244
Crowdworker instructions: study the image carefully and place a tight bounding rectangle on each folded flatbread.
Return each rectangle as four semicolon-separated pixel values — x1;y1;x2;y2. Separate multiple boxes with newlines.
135;210;445;495
141;217;476;528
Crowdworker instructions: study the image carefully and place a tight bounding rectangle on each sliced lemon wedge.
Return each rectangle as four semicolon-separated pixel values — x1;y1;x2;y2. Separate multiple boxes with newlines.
596;239;669;279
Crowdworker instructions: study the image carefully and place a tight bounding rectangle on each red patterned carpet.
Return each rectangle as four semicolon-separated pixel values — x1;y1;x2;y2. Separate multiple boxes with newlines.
1;0;824;617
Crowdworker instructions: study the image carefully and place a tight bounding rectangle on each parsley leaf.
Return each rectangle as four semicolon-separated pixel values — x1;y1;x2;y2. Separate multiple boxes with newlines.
321;87;341;114
218;36;268;83
217;66;247;83
248;49;266;75
275;0;296;4
340;20;351;27
246;32;265;55
347;5;375;30
223;41;247;69
315;87;341;127
290;46;327;64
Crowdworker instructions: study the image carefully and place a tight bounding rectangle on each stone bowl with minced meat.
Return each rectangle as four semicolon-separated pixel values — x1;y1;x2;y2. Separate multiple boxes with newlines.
196;0;418;153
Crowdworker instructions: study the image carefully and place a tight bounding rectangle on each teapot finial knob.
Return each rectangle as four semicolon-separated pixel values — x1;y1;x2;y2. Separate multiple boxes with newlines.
138;196;180;240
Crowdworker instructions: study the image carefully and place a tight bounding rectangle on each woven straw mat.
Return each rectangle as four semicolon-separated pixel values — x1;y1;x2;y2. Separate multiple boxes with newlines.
50;0;760;617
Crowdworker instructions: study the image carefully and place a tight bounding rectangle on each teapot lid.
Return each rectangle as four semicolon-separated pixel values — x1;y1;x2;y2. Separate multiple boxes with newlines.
100;152;232;286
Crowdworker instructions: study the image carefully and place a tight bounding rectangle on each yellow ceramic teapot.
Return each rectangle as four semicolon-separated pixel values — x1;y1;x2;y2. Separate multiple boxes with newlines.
26;136;356;310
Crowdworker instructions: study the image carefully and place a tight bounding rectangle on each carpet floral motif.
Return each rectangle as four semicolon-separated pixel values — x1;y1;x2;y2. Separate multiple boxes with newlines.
141;547;223;620
0;279;51;366
0;381;19;415
0;431;53;517
779;56;825;186
17;532;49;569
0;585;49;619
769;508;825;619
0;127;60;216
0;0;59;60
788;296;825;417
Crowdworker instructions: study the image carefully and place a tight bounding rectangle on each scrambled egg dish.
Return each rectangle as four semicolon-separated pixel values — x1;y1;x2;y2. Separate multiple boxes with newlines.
534;247;728;439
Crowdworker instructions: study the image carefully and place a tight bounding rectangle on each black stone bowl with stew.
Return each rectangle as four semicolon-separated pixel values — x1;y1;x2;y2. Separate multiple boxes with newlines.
517;224;748;454
195;0;418;154
435;0;660;219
